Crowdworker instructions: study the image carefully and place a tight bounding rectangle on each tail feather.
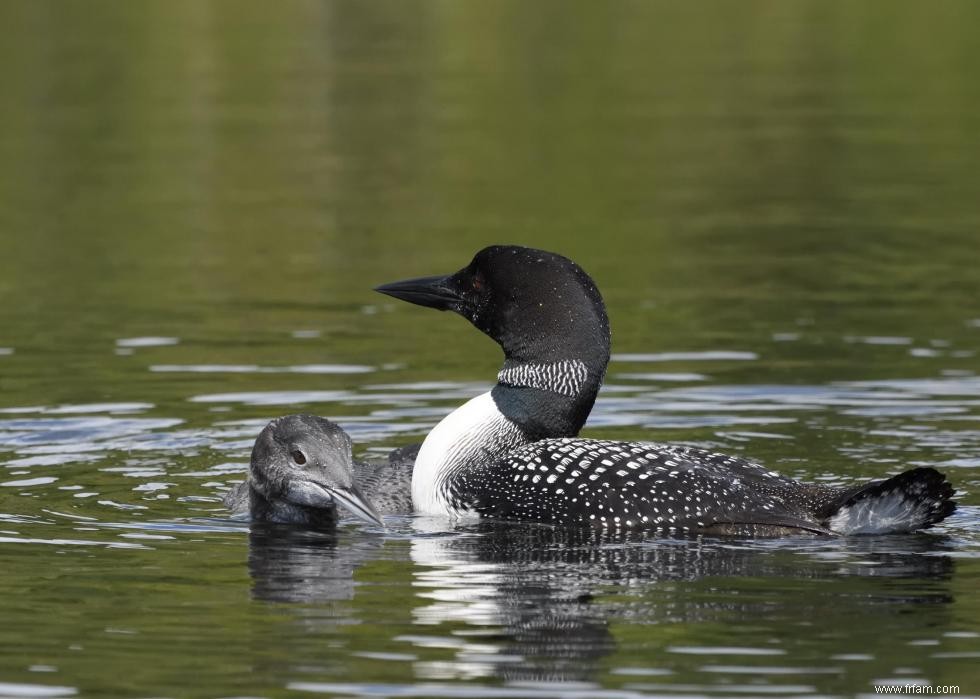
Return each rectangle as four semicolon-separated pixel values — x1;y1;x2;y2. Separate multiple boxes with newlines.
820;468;956;535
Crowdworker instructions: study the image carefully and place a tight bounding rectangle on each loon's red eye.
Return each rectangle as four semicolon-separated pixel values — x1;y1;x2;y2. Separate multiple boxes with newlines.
473;275;484;291
291;450;307;465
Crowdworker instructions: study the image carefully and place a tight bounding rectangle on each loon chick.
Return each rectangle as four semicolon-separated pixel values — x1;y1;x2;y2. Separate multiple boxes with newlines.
223;414;402;528
376;245;956;535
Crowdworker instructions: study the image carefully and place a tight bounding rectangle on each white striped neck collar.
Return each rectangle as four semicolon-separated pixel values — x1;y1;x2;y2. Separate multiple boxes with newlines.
496;359;589;398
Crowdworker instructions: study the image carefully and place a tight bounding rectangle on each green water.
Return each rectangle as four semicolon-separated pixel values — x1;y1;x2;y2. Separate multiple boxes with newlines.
1;1;979;697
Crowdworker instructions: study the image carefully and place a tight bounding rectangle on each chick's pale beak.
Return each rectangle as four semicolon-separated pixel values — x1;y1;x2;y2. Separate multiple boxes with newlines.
328;484;385;528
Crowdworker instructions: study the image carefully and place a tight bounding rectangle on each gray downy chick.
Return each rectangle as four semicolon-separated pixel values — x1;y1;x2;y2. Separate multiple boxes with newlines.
224;415;384;528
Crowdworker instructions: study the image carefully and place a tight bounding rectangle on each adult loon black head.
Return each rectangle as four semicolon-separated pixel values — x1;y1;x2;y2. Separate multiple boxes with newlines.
376;245;613;514
376;245;610;437
223;415;384;528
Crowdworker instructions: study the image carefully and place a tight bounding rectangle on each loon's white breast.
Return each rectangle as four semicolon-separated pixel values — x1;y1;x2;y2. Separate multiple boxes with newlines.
412;391;527;516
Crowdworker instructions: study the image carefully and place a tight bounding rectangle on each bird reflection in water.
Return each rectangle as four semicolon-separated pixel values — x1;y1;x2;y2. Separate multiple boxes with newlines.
243;520;957;683
246;521;383;604
408;524;957;682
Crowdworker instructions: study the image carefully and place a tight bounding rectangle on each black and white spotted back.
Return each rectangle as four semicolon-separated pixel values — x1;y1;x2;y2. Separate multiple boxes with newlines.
457;438;955;535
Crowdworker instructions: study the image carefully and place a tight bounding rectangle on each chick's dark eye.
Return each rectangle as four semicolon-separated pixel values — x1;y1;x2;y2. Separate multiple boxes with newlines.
290;450;307;465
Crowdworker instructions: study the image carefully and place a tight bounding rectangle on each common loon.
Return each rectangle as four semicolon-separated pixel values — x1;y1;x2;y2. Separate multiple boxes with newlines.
223;414;416;528
376;245;956;535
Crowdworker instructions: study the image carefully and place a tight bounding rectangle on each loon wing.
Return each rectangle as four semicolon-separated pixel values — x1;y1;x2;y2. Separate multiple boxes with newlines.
465;438;832;534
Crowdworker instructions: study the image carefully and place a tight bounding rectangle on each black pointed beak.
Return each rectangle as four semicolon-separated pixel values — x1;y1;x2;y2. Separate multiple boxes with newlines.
374;274;462;312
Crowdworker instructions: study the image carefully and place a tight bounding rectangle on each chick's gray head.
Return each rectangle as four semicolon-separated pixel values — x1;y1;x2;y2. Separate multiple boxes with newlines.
250;414;382;526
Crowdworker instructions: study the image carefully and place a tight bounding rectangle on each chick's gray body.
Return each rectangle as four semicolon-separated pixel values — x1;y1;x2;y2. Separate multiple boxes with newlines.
350;443;418;515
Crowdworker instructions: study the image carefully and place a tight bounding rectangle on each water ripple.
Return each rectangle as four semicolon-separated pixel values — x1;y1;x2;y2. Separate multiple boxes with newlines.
0;682;77;698
612;351;760;362
152;363;374;374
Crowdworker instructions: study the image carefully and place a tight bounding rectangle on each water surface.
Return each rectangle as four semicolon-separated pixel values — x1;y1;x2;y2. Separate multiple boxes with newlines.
1;2;979;697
